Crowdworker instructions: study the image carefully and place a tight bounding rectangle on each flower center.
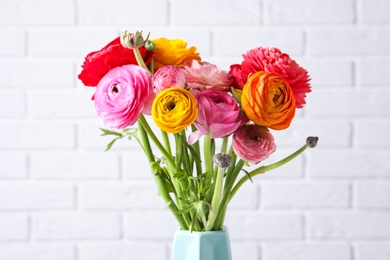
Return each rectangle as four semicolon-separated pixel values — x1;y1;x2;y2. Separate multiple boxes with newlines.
112;86;119;93
167;101;176;111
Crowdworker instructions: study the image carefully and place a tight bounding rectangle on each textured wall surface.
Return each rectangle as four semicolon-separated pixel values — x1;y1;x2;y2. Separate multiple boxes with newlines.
0;0;390;259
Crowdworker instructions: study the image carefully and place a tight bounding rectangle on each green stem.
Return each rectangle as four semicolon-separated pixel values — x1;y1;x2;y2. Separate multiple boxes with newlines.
137;120;188;230
229;143;309;202
161;130;172;157
138;115;175;167
205;165;225;231
215;158;244;230
204;133;213;176
191;125;202;177
133;48;152;74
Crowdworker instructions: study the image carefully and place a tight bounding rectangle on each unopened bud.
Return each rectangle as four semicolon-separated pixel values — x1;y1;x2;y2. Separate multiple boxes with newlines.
213;153;232;168
120;30;145;49
144;40;156;51
306;136;319;148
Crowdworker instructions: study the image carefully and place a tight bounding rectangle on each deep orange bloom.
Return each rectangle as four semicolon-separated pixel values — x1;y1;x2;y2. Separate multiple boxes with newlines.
241;71;296;130
152;37;201;70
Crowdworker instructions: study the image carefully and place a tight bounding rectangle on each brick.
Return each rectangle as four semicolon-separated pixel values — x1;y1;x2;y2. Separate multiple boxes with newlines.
308;151;390;178
0;123;75;149
0;184;75;210
355;243;390;260
263;243;351;260
0;215;28;240
309;28;390;55
31;152;120;179
0;0;75;25
299;60;354;87
0;61;74;88
308;212;390;238
229;182;259;209
355;181;390;209
33;213;121;240
355;120;390;147
79;242;168;260
215;29;305;57
359;59;390;86
0;244;75;260
265;0;354;24
78;0;168;25
272;119;352;148
126;211;177;240
30;30;119;58
0;153;28;179
360;0;390;23
31;91;97;118
306;90;390;117
123;150;156;179
80;183;165;210
175;1;261;26
231;242;259;260
0;92;26;118
225;213;303;240
262;181;350;209
0;30;25;56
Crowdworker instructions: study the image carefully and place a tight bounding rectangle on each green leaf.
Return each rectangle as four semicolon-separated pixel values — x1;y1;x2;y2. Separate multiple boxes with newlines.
242;169;253;183
231;87;243;103
100;128;123;137
187;144;202;164
105;137;120;152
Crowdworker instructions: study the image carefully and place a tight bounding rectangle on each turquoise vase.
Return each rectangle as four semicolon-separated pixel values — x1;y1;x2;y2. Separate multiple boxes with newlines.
170;227;232;260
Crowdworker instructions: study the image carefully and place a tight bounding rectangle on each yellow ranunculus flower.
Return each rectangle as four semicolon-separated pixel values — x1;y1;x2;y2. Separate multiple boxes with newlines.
152;87;198;134
151;37;201;70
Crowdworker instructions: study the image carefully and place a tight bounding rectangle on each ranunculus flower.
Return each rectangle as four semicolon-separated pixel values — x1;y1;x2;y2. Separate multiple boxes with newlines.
78;37;154;87
152;37;201;70
241;71;296;130
182;60;233;92
230;47;311;108
188;90;248;144
94;64;153;129
151;87;198;134
232;124;276;164
229;64;246;90
153;65;186;94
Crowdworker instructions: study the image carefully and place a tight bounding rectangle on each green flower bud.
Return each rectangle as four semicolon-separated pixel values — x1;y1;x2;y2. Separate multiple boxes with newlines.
120;30;145;49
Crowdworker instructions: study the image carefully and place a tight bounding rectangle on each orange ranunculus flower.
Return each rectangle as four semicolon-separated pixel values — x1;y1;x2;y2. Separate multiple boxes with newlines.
241;71;296;130
152;87;198;134
152;37;201;70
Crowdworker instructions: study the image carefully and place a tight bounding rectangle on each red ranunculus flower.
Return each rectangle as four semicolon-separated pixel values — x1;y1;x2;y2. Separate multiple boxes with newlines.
229;47;311;108
78;37;154;87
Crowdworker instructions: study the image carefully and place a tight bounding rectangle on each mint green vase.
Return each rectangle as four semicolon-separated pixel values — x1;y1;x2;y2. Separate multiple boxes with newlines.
170;227;232;260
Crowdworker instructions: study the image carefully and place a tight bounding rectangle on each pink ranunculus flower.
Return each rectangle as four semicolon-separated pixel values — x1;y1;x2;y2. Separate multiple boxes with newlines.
230;47;311;108
188;90;248;144
232;124;276;165
152;65;186;94
183;60;233;92
94;64;153;129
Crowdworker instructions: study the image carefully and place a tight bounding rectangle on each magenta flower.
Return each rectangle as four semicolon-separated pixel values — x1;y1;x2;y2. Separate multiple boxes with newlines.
188;90;248;144
230;47;311;108
232;124;276;165
152;65;186;94
183;60;233;92
94;64;153;129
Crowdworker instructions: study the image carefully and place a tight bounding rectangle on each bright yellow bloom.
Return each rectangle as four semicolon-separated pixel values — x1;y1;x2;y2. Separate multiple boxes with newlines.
152;87;198;133
152;37;201;70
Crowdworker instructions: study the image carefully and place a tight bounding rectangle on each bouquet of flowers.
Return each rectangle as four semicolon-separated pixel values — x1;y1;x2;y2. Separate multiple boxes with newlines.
78;31;318;232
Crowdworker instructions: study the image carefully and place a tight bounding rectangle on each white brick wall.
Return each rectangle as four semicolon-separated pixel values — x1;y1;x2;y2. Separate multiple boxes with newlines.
0;0;389;259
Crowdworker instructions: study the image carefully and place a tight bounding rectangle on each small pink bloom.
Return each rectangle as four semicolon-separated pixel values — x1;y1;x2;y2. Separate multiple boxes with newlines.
232;124;276;165
183;60;233;92
94;64;153;129
152;65;186;94
188;90;248;144
230;47;311;108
